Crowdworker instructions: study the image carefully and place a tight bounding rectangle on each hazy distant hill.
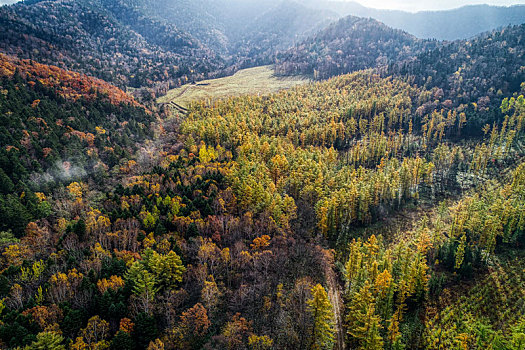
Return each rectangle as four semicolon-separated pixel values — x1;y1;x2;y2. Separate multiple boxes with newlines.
1;0;523;93
103;0;338;60
0;0;336;90
275;16;438;79
231;0;338;67
305;1;525;40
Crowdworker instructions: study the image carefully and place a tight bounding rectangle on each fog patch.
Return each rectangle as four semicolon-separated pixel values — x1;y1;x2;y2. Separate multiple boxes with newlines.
29;160;88;188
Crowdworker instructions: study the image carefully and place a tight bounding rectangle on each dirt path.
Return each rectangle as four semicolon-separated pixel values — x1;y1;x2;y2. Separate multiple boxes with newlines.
173;84;190;99
326;264;345;350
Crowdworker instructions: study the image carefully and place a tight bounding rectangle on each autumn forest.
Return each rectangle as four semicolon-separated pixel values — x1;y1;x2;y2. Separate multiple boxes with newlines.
0;0;524;349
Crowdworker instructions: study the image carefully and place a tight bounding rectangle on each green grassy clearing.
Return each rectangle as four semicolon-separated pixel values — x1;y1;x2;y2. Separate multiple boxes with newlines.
157;65;308;108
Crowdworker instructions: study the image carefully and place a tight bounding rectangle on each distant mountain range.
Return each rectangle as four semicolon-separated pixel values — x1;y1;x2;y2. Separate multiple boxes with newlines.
0;0;523;94
310;1;525;40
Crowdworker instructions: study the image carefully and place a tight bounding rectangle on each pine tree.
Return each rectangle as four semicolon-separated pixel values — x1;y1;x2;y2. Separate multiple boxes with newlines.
346;282;384;350
149;250;185;290
110;331;134;350
307;284;335;350
128;264;158;315
29;331;66;350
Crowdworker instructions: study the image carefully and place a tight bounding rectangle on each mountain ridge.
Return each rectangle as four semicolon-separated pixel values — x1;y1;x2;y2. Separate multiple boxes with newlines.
311;1;525;40
0;0;523;95
275;15;439;79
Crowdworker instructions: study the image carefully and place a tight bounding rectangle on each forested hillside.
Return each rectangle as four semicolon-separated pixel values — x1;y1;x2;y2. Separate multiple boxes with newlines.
0;53;154;237
2;0;523;102
275;16;437;79
388;24;525;129
0;0;334;94
0;0;223;90
0;1;524;349
277;21;525;135
0;57;523;348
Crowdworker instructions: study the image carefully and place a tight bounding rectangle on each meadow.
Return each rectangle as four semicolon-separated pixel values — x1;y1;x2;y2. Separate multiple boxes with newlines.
157;65;309;108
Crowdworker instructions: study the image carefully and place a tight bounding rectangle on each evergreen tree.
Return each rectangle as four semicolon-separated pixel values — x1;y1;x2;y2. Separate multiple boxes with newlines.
346;282;384;350
110;331;134;350
149;250;185;290
133;313;158;350
28;331;65;350
307;284;335;350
